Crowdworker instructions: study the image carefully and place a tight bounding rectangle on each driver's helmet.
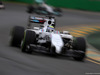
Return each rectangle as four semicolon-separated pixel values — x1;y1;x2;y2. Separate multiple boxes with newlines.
47;25;54;32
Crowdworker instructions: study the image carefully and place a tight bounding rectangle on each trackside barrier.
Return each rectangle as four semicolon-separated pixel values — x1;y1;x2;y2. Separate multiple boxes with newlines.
2;0;100;12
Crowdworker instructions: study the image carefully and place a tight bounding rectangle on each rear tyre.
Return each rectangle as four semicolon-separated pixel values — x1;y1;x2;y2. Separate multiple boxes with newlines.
73;37;86;61
21;30;36;54
10;26;24;47
27;5;34;13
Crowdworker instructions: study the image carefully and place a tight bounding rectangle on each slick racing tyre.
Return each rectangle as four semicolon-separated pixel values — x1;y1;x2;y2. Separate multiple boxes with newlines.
73;37;86;61
10;26;24;47
49;46;57;56
21;30;36;54
27;5;34;13
54;8;62;12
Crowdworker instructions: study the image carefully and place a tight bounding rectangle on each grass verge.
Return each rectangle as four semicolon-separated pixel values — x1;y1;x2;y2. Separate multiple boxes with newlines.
87;31;100;50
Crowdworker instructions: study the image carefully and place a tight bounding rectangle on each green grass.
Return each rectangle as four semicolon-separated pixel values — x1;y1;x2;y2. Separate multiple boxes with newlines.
87;31;100;50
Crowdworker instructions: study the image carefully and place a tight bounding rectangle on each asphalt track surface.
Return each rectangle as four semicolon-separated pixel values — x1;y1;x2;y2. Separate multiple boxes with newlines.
0;3;100;75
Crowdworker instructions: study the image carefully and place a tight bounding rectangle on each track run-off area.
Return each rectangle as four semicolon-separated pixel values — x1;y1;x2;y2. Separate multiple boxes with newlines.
0;2;100;75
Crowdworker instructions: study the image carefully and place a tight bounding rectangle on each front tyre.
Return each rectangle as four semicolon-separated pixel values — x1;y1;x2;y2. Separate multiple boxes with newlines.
54;8;62;12
73;37;86;61
21;30;36;54
10;26;24;47
49;46;57;56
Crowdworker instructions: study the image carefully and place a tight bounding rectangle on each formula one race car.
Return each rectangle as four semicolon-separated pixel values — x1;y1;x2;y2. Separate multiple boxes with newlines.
0;1;5;9
10;16;86;61
27;3;62;16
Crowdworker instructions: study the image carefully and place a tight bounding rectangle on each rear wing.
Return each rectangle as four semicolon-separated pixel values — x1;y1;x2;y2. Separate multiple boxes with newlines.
29;16;46;24
28;16;56;28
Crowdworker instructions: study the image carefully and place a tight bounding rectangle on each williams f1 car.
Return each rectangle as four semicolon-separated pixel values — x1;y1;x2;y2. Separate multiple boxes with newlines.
10;16;86;61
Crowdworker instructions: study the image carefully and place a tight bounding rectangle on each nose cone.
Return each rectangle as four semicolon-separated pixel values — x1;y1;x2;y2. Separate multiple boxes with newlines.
55;46;62;54
51;34;64;54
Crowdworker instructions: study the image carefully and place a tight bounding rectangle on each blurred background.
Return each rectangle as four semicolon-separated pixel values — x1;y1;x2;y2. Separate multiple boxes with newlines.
2;0;100;50
0;0;100;75
2;0;100;12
